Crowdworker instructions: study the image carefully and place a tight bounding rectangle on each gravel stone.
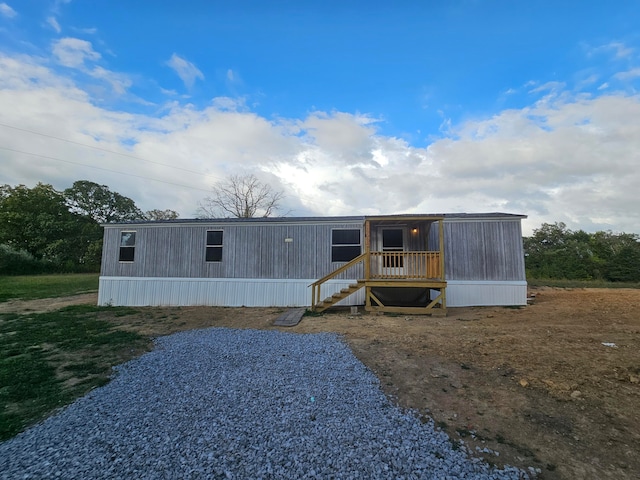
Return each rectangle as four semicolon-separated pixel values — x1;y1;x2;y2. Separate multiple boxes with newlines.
0;328;533;479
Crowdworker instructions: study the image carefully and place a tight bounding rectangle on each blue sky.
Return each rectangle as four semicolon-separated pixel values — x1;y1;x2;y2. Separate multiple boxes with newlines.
1;0;640;234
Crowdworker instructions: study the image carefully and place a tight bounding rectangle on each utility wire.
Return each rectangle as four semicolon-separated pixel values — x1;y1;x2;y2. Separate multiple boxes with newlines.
0;122;219;179
0;146;213;193
0;122;328;215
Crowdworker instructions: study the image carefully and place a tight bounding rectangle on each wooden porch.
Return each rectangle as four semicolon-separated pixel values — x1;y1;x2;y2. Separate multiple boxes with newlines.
310;216;447;315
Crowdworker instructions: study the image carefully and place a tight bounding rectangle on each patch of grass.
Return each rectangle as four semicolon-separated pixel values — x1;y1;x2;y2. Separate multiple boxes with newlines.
0;274;99;302
0;305;149;441
527;278;640;289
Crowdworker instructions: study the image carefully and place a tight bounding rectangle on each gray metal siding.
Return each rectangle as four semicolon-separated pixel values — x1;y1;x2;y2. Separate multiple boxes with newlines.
431;220;525;281
98;277;365;307
369;222;433;252
101;221;364;279
101;217;525;282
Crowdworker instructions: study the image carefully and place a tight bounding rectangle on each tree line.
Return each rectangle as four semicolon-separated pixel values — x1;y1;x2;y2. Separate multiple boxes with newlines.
0;181;177;275
0;174;284;275
2;180;639;281
524;222;640;282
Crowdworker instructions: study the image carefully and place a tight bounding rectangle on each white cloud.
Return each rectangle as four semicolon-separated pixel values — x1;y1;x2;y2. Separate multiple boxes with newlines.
76;27;97;34
606;41;634;59
577;74;599;89
587;41;634;60
49;39;134;97
89;66;132;95
527;81;566;94
614;68;640;81
0;2;16;18
166;53;204;89
52;37;101;68
211;96;246;111
300;111;379;165
47;16;61;33
1;51;640;235
423;94;640;233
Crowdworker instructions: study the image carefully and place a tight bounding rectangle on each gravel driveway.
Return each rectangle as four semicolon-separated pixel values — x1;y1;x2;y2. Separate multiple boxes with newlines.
0;328;532;479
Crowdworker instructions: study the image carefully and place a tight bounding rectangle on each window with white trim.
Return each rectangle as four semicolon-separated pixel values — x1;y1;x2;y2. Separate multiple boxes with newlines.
206;230;223;262
119;231;136;262
331;229;361;262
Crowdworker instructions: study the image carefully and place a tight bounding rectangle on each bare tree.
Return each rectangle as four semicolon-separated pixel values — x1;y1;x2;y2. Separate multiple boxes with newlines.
145;209;180;220
197;174;285;218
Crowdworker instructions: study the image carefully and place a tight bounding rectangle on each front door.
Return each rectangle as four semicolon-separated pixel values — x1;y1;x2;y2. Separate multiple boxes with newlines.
382;228;404;274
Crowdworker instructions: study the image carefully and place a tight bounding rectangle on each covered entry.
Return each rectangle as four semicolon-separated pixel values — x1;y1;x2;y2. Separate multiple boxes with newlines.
311;215;447;314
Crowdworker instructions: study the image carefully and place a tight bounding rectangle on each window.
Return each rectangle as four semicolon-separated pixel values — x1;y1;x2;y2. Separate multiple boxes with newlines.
119;231;136;262
206;230;223;262
332;229;361;262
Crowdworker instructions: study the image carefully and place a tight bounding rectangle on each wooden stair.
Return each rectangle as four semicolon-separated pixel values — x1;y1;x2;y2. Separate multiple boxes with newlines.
313;280;365;313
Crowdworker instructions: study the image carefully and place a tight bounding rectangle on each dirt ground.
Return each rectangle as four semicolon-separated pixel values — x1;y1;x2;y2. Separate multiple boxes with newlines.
4;288;640;479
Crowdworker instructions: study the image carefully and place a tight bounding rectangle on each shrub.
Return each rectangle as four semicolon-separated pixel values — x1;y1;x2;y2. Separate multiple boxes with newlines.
0;244;55;275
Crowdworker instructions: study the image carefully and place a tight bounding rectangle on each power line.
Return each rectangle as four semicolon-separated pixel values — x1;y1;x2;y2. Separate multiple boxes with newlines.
0;122;328;215
0;146;213;193
0;122;219;179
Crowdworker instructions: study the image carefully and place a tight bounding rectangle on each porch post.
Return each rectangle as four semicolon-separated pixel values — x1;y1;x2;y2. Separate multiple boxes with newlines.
364;220;370;280
438;219;445;281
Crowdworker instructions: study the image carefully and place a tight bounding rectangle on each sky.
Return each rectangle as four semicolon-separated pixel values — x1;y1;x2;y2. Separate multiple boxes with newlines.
1;0;639;235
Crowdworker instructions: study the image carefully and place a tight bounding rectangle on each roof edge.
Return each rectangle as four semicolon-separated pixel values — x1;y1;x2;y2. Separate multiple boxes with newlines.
102;212;527;227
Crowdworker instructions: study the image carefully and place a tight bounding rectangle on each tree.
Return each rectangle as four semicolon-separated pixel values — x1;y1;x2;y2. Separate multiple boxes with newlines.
591;231;640;281
145;209;180;220
0;183;81;265
0;180;181;274
524;222;640;282
64;180;144;223
608;244;640;282
197;174;285;218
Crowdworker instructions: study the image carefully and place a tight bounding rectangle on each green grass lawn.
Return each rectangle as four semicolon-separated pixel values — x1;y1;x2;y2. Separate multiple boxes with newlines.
0;305;149;441
0;274;99;302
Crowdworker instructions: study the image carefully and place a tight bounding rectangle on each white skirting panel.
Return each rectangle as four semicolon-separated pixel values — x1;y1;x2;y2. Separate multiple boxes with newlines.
442;281;528;307
98;277;364;307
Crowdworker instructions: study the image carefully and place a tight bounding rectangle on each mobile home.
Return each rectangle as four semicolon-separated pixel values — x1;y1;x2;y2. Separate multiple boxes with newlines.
98;213;527;313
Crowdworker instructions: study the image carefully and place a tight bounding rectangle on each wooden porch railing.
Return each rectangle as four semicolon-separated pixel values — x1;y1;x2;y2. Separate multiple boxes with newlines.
369;251;441;279
310;252;367;309
310;251;442;307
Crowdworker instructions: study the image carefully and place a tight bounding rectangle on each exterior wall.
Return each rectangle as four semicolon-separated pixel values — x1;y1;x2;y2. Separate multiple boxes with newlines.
101;220;364;280
98;277;363;307
99;214;527;308
429;217;526;282
442;280;528;307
